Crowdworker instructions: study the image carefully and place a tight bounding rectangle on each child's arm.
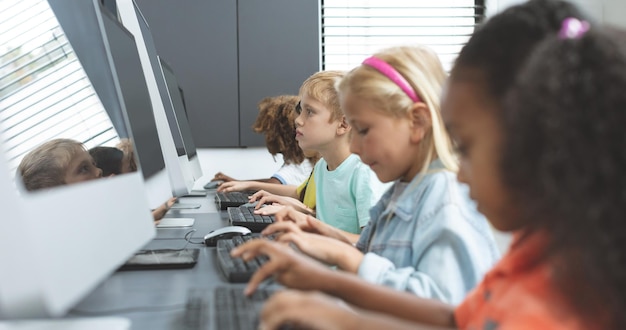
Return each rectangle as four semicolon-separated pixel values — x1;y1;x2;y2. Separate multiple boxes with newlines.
357;204;490;304
253;194;314;215
212;171;281;184
151;197;177;221
267;206;359;244
217;181;298;198
260;290;451;330
266;222;364;269
231;239;456;327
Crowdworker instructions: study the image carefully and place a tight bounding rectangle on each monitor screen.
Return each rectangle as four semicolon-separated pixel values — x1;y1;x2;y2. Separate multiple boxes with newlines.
159;57;199;160
117;0;196;193
99;7;165;180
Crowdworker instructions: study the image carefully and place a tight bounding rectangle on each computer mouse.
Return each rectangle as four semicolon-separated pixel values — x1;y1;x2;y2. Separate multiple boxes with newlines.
203;180;223;190
203;226;252;246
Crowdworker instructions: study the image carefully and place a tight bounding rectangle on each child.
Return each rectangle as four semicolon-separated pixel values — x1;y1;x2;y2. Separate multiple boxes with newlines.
245;45;500;304
216;95;319;215
235;1;625;329
18;138;102;190
212;95;319;185
89;146;124;176
116;138;137;173
224;71;387;233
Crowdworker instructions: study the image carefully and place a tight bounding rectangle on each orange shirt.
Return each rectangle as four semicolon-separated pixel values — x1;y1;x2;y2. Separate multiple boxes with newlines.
455;230;588;330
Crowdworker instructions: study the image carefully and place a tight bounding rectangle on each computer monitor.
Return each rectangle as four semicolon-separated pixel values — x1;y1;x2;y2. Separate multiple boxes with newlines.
116;0;196;194
97;5;178;208
0;0;156;318
158;56;204;180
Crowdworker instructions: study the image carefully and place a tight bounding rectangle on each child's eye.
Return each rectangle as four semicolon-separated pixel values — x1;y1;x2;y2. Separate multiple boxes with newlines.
295;101;302;114
454;143;468;156
357;128;369;135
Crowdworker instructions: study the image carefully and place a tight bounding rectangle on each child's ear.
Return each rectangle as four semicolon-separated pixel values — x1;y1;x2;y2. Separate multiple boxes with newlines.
336;115;351;136
409;102;432;143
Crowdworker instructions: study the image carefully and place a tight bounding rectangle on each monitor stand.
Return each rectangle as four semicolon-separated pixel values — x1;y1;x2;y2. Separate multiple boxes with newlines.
169;203;201;210
183;190;207;197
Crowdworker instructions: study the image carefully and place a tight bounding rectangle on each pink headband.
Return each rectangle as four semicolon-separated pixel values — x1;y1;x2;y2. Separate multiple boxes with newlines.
362;56;421;103
558;17;590;39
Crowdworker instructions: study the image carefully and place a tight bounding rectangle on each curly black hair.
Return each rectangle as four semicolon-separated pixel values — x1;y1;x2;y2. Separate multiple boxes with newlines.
253;95;319;165
452;0;585;107
503;27;626;329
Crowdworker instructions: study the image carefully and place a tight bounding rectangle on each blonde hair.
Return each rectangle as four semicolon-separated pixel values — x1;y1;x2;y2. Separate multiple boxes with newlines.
336;45;457;173
17;138;86;191
116;138;137;172
298;70;346;122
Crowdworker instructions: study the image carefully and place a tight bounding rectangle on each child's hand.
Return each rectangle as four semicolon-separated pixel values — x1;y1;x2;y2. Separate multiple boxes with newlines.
260;290;356;330
216;180;250;192
249;190;280;206
262;220;303;237
276;230;363;271
273;206;313;231
254;203;285;215
249;190;273;205
212;172;236;182
230;239;333;296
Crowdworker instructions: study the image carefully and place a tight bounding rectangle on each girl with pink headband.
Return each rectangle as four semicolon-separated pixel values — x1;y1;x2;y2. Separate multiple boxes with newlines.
235;45;499;305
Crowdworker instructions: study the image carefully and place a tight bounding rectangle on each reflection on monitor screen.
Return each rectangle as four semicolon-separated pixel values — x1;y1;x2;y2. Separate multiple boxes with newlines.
0;0;155;318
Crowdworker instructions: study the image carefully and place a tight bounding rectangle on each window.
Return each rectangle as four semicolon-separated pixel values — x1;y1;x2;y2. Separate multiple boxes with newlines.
0;0;118;173
322;0;486;71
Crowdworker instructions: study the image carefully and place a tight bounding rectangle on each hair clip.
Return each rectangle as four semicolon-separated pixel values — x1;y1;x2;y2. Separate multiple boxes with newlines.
362;56;421;103
558;17;590;39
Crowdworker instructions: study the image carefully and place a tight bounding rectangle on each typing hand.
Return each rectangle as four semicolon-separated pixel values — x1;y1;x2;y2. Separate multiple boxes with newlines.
272;206;314;231
249;190;280;207
275;229;363;271
230;239;332;295
212;172;236;182
260;290;356;330
216;180;251;193
254;203;285;215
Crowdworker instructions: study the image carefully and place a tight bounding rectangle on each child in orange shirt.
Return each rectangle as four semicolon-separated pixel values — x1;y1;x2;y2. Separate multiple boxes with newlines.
231;0;625;329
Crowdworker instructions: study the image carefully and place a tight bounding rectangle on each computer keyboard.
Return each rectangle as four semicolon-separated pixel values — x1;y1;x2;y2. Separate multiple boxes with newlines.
183;288;210;330
228;205;275;232
216;234;269;283
214;286;282;330
215;191;255;210
184;287;296;330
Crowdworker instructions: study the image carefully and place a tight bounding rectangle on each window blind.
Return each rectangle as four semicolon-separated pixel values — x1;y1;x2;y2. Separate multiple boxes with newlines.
0;0;119;174
322;0;486;71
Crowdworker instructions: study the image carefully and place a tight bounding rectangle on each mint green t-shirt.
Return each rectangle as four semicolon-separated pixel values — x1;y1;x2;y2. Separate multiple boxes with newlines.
314;154;388;234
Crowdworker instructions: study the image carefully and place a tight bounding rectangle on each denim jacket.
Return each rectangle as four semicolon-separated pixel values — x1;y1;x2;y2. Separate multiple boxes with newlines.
356;160;500;305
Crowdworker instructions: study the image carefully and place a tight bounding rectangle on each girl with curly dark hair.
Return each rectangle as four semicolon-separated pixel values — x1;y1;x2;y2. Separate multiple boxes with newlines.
229;1;624;329
212;95;319;186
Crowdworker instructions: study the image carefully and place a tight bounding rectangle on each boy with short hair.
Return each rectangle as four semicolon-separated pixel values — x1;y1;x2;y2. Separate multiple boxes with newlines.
296;71;386;235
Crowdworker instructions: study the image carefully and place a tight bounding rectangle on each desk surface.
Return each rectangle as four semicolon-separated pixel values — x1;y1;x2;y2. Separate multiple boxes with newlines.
69;192;245;330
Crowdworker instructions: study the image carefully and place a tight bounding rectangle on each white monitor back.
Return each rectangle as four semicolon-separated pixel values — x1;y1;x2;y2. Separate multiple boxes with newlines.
117;0;194;196
0;139;155;319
